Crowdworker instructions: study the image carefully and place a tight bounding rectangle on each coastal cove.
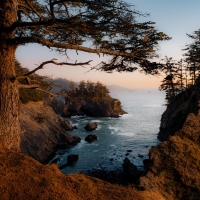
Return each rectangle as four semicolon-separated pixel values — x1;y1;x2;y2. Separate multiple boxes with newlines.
52;89;166;174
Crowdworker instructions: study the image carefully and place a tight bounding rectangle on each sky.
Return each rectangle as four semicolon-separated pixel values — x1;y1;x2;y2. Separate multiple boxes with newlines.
16;0;200;89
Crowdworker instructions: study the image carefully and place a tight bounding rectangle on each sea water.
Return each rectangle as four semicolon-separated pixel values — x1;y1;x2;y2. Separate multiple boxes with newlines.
53;89;166;174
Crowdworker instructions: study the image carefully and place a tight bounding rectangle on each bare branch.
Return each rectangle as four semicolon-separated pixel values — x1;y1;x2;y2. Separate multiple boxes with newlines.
19;9;36;22
25;0;45;20
35;88;54;97
49;0;55;19
21;59;92;77
18;83;39;89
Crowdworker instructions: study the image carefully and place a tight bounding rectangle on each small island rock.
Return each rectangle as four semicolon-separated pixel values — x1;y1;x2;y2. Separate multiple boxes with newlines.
85;134;97;143
84;123;98;131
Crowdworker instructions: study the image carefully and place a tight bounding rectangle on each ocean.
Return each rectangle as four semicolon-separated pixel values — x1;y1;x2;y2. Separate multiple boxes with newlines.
53;89;166;174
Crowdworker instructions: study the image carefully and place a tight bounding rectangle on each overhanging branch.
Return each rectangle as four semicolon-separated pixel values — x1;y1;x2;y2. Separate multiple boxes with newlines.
11;37;140;59
23;59;93;77
18;83;39;89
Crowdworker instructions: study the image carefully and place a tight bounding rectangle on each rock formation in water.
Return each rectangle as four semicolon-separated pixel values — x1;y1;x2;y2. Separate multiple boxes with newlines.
139;77;200;199
85;134;97;143
84;123;98;131
63;97;127;118
20;101;81;163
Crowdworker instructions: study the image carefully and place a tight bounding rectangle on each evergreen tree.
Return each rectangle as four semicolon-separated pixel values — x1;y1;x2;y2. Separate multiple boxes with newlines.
78;80;86;97
68;80;76;96
159;57;177;103
183;29;200;84
86;80;95;97
0;0;170;149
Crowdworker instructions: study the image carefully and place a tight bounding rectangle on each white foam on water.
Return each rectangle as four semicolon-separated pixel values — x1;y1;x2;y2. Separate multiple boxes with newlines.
91;119;102;123
108;125;121;132
74;140;86;149
117;131;135;137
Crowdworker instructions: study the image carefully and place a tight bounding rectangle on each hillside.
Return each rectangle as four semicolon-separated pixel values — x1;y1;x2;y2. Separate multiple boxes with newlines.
0;149;165;200
20;100;80;163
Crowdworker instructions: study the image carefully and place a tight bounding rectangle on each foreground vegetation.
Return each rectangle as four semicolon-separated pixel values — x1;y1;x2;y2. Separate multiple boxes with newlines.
0;150;165;200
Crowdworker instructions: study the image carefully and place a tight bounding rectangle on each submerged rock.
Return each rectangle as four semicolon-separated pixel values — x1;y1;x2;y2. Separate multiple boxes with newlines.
85;134;97;143
67;154;79;165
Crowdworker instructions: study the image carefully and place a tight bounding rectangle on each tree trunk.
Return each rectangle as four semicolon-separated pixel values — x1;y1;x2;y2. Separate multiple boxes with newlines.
0;44;20;150
0;0;20;150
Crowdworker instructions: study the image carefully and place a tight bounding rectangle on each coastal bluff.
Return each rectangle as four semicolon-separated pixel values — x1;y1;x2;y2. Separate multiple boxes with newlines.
140;77;200;199
20;101;80;163
63;97;127;118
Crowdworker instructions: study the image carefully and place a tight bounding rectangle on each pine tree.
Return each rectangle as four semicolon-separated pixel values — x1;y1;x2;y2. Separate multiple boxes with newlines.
0;0;170;150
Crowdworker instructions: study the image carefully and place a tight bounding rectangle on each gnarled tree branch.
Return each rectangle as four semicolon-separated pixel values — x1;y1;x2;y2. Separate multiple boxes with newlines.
11;37;140;58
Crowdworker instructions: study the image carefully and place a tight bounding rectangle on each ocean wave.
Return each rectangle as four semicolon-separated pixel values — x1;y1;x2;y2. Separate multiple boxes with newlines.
108;125;121;132
117;132;135;137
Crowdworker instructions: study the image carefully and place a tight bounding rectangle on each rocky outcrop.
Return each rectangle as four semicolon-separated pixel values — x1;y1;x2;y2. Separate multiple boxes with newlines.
67;154;79;165
43;95;65;116
139;77;200;199
140;114;200;199
158;83;199;141
84;123;98;131
85;134;97;143
122;158;142;184
63;97;127;118
20;101;81;163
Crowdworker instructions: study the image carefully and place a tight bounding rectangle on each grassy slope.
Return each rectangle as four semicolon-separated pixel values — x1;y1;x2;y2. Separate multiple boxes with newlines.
0;150;164;200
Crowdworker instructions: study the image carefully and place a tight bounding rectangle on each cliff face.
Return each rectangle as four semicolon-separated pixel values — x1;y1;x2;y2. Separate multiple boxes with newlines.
140;114;200;199
20;101;80;163
158;83;200;141
63;97;127;117
140;78;200;199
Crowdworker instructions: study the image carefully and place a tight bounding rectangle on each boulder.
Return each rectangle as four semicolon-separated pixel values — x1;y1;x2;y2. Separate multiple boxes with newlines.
122;158;141;183
85;134;97;143
84;123;98;131
67;154;79;165
143;159;152;172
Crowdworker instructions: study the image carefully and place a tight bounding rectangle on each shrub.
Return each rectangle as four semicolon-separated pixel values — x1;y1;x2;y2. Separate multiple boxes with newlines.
19;88;43;104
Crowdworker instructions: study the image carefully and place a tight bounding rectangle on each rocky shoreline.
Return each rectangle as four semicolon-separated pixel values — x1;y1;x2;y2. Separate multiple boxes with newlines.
19;101;81;163
17;79;200;199
63;97;127;118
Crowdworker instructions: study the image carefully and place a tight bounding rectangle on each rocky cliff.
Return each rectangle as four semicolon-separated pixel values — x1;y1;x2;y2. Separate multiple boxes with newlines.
140;78;200;199
158;84;199;141
20;101;80;163
63;97;127;117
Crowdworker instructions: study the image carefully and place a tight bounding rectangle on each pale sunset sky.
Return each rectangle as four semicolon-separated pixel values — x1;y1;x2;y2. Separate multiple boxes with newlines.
16;1;200;89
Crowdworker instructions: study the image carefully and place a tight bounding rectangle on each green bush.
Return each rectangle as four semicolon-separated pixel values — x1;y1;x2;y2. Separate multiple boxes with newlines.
19;88;43;104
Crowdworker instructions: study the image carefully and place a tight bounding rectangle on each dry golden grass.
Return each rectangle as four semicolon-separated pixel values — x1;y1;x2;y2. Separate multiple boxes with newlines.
0;150;164;200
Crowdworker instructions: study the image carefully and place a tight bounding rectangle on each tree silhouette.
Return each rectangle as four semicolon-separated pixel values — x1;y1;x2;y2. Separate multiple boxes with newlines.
159;57;177;103
183;29;200;85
